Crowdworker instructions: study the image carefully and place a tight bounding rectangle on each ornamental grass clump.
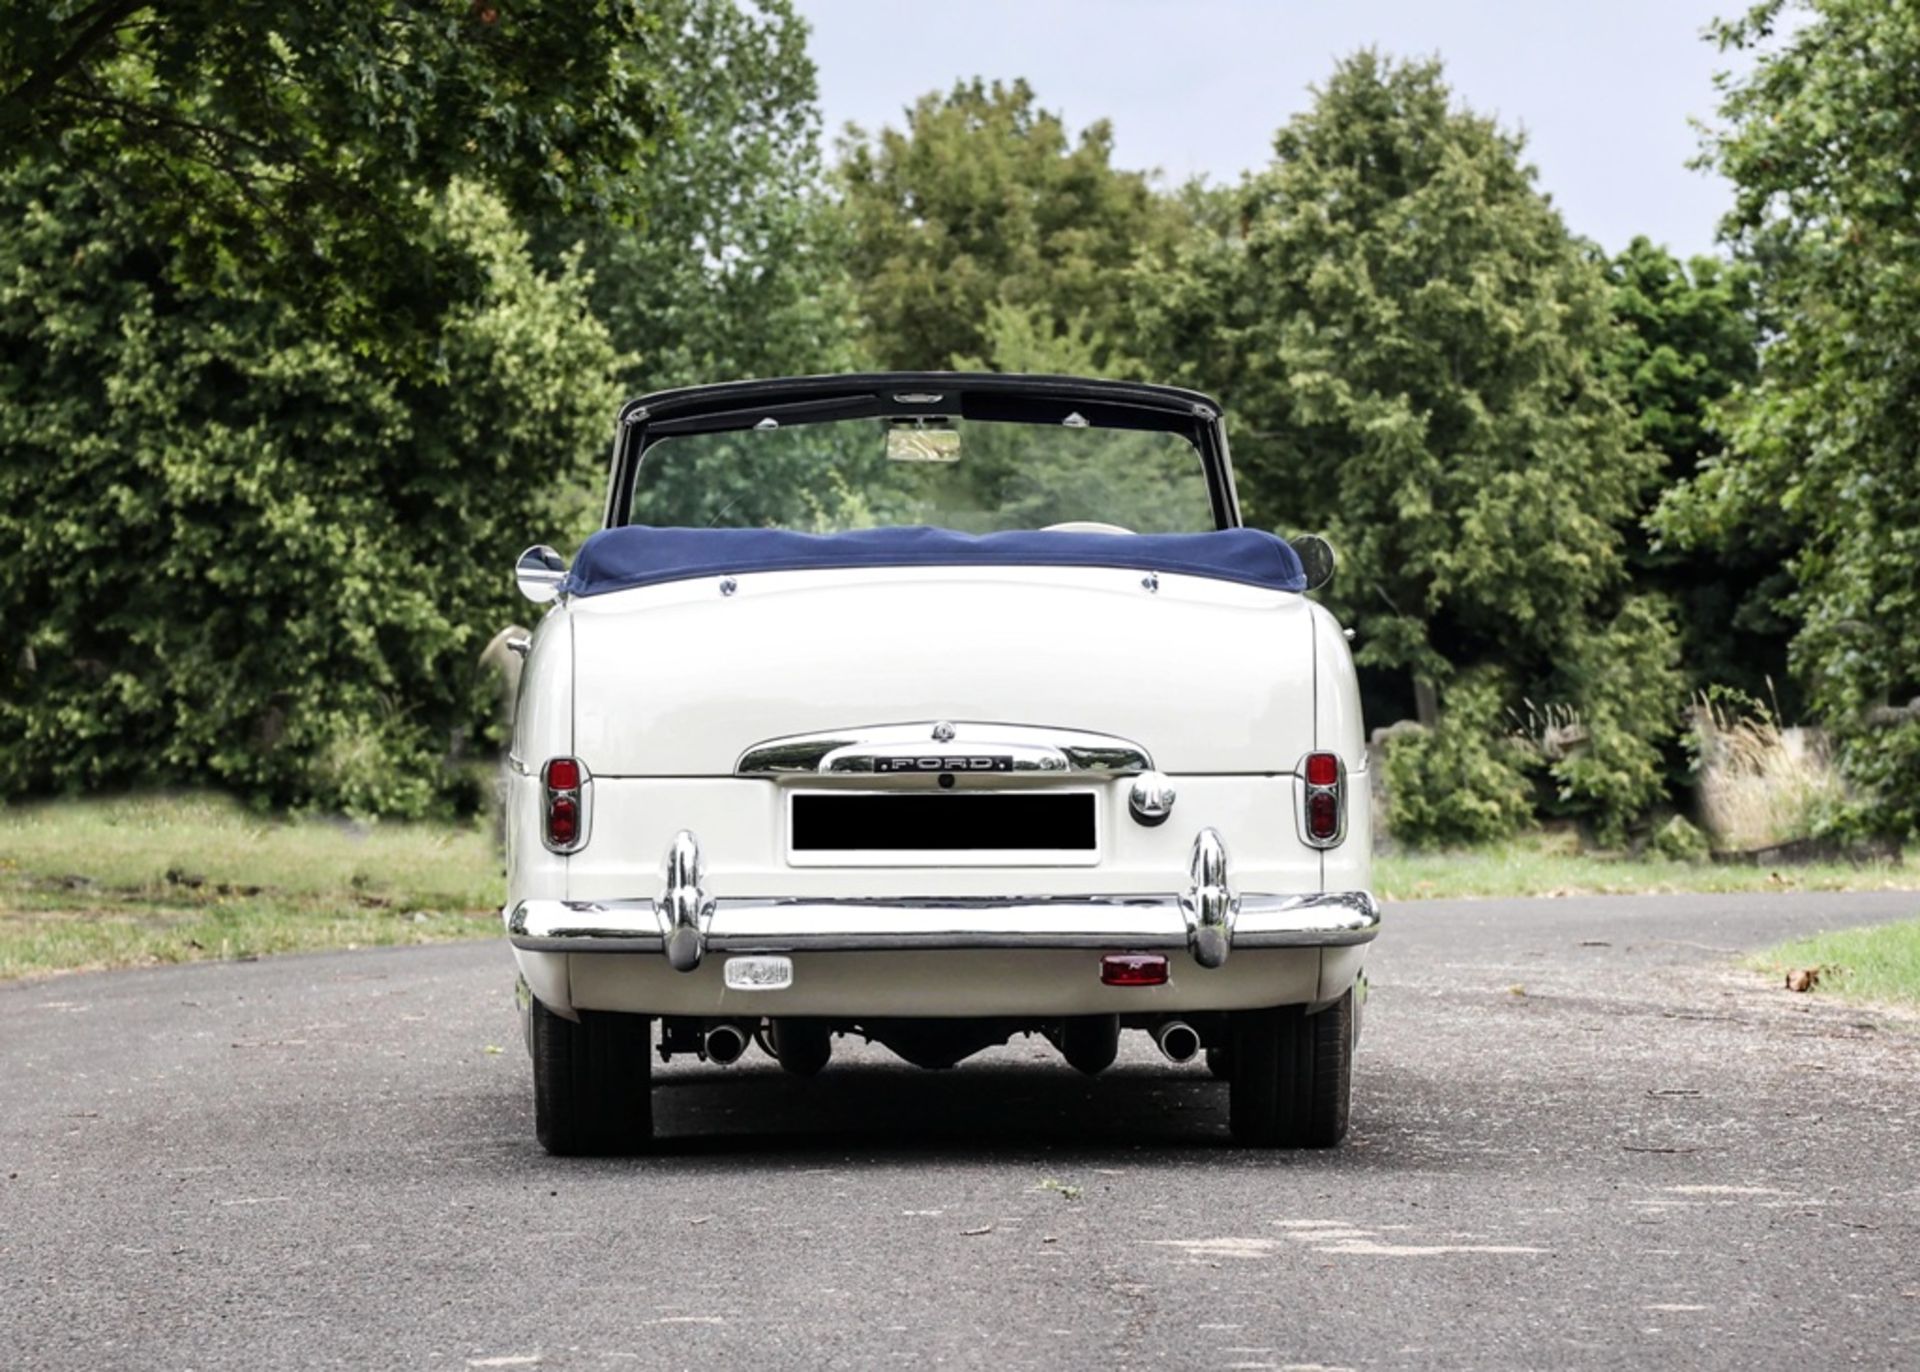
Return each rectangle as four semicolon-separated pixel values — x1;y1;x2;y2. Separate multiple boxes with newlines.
1690;690;1844;853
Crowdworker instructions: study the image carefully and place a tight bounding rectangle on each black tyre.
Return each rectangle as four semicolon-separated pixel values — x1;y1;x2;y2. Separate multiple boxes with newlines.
1227;989;1353;1149
530;998;654;1156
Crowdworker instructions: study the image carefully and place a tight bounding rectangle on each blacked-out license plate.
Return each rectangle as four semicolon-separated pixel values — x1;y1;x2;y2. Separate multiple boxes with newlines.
790;792;1096;852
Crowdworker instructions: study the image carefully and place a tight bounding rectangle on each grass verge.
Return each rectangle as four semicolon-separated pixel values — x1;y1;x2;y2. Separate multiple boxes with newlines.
1747;918;1920;1010
4;795;1915;981
1376;830;1915;901
0;794;501;981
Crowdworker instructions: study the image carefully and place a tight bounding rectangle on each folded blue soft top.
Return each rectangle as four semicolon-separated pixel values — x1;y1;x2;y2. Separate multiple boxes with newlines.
564;525;1306;597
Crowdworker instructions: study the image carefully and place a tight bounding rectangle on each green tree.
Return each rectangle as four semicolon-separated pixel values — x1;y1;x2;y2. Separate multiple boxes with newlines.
0;163;621;815
1136;52;1682;843
521;0;860;538
550;0;857;396
1602;238;1789;705
1657;0;1920;838
0;0;668;362
837;78;1174;372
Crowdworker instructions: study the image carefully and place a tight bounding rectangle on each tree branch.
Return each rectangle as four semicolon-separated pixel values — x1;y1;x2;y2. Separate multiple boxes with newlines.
0;0;153;135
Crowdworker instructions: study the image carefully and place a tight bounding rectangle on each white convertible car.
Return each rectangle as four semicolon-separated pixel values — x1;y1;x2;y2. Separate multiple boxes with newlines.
503;373;1375;1154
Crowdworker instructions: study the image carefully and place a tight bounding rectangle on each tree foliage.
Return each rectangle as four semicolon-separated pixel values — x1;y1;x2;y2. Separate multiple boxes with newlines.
0;165;620;815
1136;52;1682;842
549;0;857;397
1659;0;1920;838
837;78;1173;372
1601;238;1789;707
0;0;668;362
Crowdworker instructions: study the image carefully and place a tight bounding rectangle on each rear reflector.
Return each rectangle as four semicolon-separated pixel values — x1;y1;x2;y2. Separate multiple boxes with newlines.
1306;789;1339;841
544;757;581;791
1101;952;1169;986
546;794;580;847
1305;751;1340;787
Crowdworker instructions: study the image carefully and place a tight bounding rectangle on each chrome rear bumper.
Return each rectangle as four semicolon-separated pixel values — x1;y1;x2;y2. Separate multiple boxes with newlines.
506;827;1377;970
507;889;1377;955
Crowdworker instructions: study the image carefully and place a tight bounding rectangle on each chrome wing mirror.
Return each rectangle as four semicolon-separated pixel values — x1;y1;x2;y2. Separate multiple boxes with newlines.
1288;534;1336;592
515;545;568;604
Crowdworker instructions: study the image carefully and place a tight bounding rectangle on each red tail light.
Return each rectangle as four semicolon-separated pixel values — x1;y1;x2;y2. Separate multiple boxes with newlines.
1101;952;1169;986
542;757;589;853
1301;751;1345;847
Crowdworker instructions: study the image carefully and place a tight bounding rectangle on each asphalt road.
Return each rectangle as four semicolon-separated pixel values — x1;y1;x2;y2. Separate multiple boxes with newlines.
4;891;1918;1371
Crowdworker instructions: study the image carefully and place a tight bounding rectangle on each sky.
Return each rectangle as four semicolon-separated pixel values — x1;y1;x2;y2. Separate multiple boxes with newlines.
796;0;1743;259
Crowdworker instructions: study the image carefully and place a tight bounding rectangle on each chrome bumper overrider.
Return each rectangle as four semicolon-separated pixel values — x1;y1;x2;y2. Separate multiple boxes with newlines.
506;828;1378;971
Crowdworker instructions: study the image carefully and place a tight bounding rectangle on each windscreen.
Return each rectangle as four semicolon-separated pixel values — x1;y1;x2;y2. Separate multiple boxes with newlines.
631;415;1215;533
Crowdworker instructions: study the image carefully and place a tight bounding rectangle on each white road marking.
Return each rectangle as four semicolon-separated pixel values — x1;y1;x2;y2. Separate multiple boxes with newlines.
1314;1239;1548;1257
1149;1237;1282;1260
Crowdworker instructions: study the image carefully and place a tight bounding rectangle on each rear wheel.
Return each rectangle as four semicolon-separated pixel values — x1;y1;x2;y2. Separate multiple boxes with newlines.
530;998;654;1156
1227;990;1353;1149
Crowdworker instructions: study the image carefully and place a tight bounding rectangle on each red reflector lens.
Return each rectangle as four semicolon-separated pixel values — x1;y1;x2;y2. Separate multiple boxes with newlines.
1305;752;1340;787
1101;952;1169;986
545;758;581;791
1307;789;1339;840
547;794;580;847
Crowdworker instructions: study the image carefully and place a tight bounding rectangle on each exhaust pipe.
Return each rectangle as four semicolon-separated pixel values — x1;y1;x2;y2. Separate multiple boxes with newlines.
1153;1020;1202;1065
704;1021;751;1065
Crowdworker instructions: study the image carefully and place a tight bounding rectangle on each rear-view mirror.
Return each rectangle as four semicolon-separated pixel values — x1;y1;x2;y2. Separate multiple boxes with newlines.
515;544;568;604
886;421;961;463
1289;534;1336;591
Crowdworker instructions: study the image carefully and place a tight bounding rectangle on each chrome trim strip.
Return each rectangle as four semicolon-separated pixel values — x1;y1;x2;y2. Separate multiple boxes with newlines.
504;889;1379;955
736;722;1153;777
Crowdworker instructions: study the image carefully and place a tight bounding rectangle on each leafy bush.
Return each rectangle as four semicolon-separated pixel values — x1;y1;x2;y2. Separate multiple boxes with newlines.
1381;676;1536;847
1543;597;1687;845
0;170;620;815
1825;720;1920;845
1650;815;1710;864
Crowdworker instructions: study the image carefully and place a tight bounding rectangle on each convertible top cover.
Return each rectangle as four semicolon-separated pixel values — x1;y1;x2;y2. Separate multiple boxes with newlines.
565;525;1308;597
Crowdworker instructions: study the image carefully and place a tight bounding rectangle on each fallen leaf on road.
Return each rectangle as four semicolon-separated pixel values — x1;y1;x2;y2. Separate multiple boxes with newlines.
1784;967;1821;993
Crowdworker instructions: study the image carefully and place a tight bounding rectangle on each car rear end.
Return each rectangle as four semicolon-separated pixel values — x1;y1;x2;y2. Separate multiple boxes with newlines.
503;561;1374;1151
